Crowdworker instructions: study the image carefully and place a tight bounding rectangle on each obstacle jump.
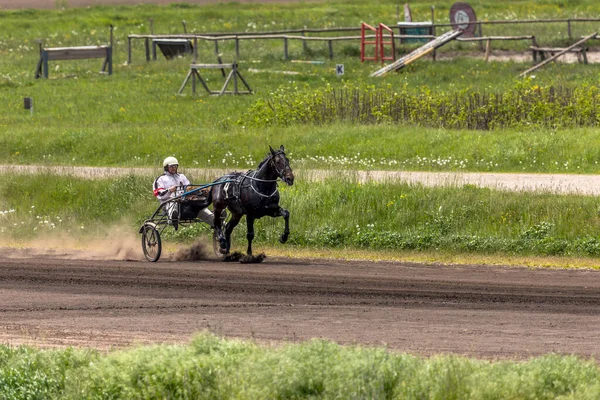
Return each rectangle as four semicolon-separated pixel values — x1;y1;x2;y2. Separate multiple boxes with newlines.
152;38;193;60
370;29;463;77
178;38;252;95
178;62;252;95
35;25;113;79
519;32;597;77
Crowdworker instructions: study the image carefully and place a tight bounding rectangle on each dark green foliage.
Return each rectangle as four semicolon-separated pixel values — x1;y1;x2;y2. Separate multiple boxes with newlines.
1;335;600;399
0;346;96;400
237;83;600;130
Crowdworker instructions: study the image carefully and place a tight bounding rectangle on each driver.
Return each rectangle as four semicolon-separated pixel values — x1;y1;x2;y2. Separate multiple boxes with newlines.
153;156;189;229
153;156;214;230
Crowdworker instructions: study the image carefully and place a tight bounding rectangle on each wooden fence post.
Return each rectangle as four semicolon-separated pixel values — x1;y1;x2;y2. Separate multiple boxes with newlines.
233;62;238;94
127;36;132;64
431;6;436;61
42;50;49;78
302;27;307;53
284;37;288;60
484;38;491;62
145;37;150;62
107;46;113;74
193;37;198;63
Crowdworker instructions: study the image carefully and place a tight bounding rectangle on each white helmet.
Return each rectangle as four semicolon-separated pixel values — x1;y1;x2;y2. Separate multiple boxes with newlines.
163;156;179;168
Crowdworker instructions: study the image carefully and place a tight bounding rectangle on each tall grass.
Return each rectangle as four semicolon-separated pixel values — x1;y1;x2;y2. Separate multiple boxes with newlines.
3;173;600;257
238;83;600;130
1;333;600;399
4;122;600;172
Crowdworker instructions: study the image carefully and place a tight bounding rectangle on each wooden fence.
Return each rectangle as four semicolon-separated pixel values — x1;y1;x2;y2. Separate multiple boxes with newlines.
126;17;600;64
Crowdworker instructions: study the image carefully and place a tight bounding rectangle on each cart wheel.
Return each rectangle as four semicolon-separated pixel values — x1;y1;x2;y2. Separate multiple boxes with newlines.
142;224;162;262
212;210;228;258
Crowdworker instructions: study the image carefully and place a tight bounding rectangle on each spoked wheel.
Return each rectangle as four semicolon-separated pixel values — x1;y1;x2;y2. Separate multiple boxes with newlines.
141;223;162;262
212;210;229;259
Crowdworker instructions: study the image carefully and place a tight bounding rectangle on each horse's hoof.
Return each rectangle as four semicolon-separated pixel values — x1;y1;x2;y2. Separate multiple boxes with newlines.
279;233;289;244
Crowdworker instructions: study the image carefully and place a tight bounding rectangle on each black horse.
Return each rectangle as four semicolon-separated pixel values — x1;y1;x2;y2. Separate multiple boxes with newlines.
211;145;294;257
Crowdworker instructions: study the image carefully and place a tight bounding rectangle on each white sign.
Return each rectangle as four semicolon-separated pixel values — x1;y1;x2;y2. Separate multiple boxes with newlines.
336;64;344;76
454;10;470;30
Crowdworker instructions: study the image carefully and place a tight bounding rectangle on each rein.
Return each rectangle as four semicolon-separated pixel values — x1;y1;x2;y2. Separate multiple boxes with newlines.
245;170;278;198
242;174;277;183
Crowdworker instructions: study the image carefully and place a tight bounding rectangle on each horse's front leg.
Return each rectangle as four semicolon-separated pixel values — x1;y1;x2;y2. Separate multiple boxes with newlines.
246;216;255;256
280;208;290;243
269;207;290;243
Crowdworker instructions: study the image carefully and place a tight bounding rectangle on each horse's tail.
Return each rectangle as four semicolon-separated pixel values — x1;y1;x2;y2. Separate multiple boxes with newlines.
206;186;213;206
208;175;230;206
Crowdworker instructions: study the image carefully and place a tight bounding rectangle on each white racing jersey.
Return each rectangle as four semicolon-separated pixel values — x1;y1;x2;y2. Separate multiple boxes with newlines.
153;172;191;202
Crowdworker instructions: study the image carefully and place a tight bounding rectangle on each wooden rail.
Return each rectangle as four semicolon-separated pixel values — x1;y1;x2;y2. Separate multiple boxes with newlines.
128;33;382;64
126;16;600;64
127;32;537;65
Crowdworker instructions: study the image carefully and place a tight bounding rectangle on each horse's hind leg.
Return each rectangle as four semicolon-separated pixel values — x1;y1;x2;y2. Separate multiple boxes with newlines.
224;214;241;254
213;204;227;252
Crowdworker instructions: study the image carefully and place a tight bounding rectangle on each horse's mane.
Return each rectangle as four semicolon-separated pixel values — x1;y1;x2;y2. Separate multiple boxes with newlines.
257;153;272;169
257;149;286;169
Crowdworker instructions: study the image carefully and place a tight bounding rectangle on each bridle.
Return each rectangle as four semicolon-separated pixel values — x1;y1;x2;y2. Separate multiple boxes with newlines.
244;151;291;198
269;150;292;182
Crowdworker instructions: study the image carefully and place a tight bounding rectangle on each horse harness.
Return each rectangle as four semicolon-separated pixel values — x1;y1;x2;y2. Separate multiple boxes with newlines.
223;171;278;201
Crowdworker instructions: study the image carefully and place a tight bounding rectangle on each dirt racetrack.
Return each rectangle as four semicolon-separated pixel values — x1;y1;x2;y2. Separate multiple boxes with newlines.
1;253;600;358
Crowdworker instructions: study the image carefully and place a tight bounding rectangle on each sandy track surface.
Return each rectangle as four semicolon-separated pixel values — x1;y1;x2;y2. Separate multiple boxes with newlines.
1;254;599;358
6;164;600;195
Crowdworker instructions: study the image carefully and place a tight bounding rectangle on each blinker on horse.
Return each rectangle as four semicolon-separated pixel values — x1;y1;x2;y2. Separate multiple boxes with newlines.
211;145;294;258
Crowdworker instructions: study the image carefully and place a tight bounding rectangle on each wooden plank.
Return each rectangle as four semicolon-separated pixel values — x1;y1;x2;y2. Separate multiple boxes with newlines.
190;63;235;69
44;45;109;51
152;39;190;44
370;29;463;77
46;48;108;60
457;35;533;41
519;32;597;77
530;46;584;52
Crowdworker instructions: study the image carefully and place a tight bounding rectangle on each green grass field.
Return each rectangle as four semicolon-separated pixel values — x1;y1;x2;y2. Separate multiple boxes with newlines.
3;0;600;395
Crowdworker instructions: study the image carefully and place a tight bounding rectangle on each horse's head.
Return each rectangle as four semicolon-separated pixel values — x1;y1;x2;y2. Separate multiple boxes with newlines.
270;145;294;186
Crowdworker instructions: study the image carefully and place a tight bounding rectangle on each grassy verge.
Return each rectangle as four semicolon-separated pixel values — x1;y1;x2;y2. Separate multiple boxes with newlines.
3;173;600;262
5;120;600;173
1;332;600;399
